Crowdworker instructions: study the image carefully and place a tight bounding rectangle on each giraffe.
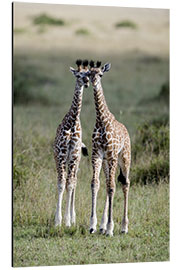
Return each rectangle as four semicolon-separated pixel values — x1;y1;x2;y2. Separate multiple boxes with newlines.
88;61;131;236
54;59;89;228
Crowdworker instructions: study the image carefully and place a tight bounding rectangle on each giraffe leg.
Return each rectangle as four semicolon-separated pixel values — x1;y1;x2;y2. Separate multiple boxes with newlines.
100;195;108;234
55;165;66;227
121;181;130;233
65;162;79;227
118;146;131;234
65;184;73;227
65;152;80;227
70;187;76;225
106;159;118;236
100;160;109;234
90;153;103;234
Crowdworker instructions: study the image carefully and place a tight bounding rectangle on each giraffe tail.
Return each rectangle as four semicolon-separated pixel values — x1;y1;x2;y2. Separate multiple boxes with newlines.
81;142;89;156
117;168;127;185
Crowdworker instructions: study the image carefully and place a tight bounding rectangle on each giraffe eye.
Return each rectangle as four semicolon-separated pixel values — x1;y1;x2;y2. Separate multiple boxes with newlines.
77;75;81;78
99;74;103;78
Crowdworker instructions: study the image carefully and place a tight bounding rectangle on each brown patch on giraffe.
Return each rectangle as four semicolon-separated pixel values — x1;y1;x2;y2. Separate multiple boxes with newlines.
102;133;106;141
74;132;80;138
71;137;79;142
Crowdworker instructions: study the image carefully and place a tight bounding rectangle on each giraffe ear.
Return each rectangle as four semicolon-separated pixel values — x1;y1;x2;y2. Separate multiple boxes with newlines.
102;63;111;73
70;67;77;76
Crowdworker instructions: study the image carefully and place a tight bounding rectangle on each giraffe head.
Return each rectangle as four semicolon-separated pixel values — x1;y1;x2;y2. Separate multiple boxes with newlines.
88;61;111;86
70;59;90;88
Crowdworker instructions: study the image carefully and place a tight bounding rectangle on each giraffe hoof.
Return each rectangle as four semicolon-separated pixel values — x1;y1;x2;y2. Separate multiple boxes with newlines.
100;228;106;235
55;218;61;227
121;230;128;234
90;228;96;234
106;229;113;237
106;232;113;237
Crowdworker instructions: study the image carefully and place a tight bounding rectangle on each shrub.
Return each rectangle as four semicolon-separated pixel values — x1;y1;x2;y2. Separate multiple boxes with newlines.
33;13;65;26
14;28;26;34
115;20;137;29
158;81;169;103
75;28;90;35
131;115;169;184
132;156;169;185
133;116;169;160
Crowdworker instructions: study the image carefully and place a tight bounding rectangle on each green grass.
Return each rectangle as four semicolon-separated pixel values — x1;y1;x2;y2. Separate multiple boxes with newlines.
13;49;169;266
13;184;169;266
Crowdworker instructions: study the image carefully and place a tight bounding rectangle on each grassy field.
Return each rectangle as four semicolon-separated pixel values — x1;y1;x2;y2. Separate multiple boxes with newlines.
13;184;169;266
13;3;169;267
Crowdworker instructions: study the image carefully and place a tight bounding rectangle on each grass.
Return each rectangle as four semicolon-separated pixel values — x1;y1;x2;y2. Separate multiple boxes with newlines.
13;49;169;266
13;184;169;266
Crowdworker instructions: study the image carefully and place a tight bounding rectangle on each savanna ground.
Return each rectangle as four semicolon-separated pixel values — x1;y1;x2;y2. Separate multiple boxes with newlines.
13;3;169;267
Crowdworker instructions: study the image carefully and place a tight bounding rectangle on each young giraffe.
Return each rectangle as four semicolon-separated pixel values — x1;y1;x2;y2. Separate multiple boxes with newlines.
54;60;89;228
88;61;131;236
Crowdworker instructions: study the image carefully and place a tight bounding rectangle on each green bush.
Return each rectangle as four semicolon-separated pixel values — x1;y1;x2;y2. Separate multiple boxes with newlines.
75;28;90;35
133;116;169;159
158;81;169;103
33;13;65;26
115;20;137;29
132;157;169;185
14;28;27;34
131;116;169;184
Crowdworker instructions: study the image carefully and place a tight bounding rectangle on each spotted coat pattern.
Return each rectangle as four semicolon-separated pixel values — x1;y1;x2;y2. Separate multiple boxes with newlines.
54;62;89;227
89;63;131;236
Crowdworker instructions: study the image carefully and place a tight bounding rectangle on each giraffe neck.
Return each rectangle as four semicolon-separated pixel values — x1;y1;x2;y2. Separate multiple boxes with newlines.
93;81;113;123
69;81;84;122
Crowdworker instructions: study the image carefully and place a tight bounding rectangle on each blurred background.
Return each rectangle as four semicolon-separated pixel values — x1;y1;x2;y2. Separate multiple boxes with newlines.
13;2;169;267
